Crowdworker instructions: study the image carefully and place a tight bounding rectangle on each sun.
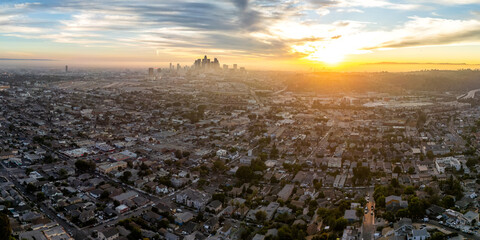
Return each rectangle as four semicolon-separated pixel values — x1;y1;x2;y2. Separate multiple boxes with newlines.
306;47;345;65
292;42;346;65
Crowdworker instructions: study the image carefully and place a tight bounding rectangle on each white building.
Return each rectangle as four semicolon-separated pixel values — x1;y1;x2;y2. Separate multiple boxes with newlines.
435;157;461;173
216;149;227;157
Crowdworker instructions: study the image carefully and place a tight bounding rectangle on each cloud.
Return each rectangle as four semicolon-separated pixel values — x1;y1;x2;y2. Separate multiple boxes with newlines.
336;8;364;13
309;0;422;10
232;0;249;11
289;16;480;63
363;62;469;65
0;58;54;61
370;17;480;49
1;0;480;64
413;0;480;5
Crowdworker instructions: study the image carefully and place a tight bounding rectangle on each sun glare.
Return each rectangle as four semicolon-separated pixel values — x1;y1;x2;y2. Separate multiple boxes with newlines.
292;43;346;65
307;47;345;65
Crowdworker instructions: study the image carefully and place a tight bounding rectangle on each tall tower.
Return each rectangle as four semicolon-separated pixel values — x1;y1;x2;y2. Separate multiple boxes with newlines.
148;68;154;78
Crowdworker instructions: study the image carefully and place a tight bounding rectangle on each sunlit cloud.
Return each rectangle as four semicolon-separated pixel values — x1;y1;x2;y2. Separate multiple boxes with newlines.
0;0;479;68
289;17;480;64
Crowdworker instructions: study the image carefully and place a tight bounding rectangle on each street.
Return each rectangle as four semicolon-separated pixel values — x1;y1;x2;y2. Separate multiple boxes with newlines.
362;198;375;240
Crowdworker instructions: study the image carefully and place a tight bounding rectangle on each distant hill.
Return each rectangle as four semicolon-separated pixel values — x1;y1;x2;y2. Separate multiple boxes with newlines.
286;70;480;94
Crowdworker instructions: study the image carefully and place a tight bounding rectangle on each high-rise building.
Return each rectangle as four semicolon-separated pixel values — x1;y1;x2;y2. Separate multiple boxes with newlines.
192;55;224;72
194;59;201;69
65;65;68;73
233;64;237;70
177;63;181;71
148;68;154;78
213;58;220;69
157;68;161;75
201;55;208;69
223;64;228;70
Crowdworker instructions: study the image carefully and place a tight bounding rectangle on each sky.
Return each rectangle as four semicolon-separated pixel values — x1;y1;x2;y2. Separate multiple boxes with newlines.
1;0;480;71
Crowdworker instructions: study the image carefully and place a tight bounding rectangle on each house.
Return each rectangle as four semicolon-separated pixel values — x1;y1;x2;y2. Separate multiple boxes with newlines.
216;149;227;157
203;217;219;233
115;205;129;214
252;234;265;240
89;189;103;199
426;205;445;217
264;202;280;221
165;232;180;240
218;221;233;236
386;195;408;211
142;211;163;222
183;231;205;240
392;218;430;240
175;212;194;225
408;229;430;240
277;184;294;201
344;209;359;222
42;184;63;199
455;196;475;210
97;227;119;240
394;218;413;239
341;226;359;240
463;211;479;225
79;210;95;223
97;161;127;174
179;221;198;235
176;188;211;210
435;157;461;173
112;191;139;204
206;200;223;213
156;184;169;194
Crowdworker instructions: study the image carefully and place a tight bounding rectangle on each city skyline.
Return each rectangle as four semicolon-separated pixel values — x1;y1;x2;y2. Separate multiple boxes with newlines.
1;0;480;71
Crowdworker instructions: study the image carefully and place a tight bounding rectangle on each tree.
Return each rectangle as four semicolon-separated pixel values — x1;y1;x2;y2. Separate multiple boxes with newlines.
26;183;37;193
174;150;182;159
251;159;267;172
255;210;267;223
120;171;132;183
382;211;395;222
212;193;226;203
36;192;46;201
407;167;415;174
127;227;142;240
441;195;455;209
426;151;434;160
404;186;415;195
356;208;364;218
213;160;226;172
393;166;402;174
0;213;12;240
408;197;425;219
397;208;409;218
100;190;110;200
75;160;96;173
270;144;279;159
59;168;68;178
236;166;253;182
439;176;463;199
334;217;348;231
430;232;445;240
352;166;371;185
